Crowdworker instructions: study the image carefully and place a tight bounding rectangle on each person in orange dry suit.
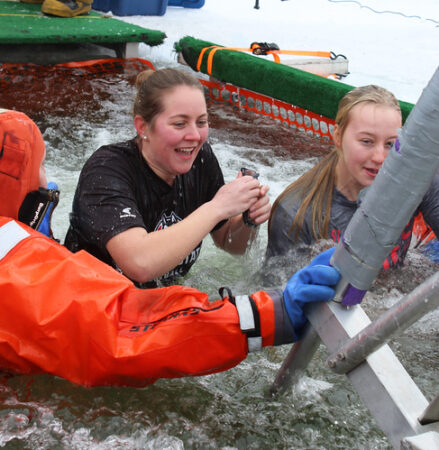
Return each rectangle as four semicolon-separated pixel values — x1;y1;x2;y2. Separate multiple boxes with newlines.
0;109;340;387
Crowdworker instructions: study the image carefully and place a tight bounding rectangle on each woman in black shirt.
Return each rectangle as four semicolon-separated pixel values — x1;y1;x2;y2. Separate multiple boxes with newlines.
66;68;271;287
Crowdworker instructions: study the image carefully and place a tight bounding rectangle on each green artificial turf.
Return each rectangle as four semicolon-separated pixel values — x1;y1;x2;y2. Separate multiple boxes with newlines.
0;0;166;46
176;36;413;123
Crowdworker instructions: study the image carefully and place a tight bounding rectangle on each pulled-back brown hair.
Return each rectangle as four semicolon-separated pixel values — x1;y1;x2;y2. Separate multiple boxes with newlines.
268;85;401;243
133;68;204;127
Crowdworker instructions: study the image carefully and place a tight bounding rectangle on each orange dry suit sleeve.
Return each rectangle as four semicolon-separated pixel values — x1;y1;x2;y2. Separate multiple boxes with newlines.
0;217;293;387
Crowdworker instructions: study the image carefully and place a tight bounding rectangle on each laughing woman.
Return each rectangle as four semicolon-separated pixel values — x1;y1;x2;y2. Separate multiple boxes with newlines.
65;68;271;288
267;85;439;269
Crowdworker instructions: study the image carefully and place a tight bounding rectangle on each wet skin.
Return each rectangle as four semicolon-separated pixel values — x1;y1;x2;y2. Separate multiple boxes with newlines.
135;85;209;186
334;103;402;201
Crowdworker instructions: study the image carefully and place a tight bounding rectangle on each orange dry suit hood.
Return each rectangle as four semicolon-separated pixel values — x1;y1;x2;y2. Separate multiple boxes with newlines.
0;109;46;219
0;109;59;237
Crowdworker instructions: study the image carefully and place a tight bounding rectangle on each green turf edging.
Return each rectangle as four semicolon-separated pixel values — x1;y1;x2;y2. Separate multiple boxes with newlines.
176;36;413;123
0;1;166;46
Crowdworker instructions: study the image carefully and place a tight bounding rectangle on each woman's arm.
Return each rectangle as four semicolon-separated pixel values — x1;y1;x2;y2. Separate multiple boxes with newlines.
107;176;263;283
211;184;271;254
266;196;313;258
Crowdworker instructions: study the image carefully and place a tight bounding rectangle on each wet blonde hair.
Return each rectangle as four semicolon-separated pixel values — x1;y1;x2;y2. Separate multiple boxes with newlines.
133;68;205;128
268;85;401;242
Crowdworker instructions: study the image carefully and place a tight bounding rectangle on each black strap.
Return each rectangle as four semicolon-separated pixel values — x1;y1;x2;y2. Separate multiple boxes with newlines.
18;187;59;230
250;42;280;55
219;286;235;305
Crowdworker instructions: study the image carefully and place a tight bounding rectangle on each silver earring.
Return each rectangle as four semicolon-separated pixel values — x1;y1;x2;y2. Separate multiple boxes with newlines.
142;135;148;141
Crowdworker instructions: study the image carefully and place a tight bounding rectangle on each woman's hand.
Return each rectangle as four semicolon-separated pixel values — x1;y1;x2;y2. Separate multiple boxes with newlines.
246;184;271;226
210;172;272;254
211;176;261;220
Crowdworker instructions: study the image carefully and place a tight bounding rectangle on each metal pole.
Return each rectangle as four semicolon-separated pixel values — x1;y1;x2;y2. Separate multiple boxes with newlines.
254;0;260;9
331;65;439;306
326;271;439;374
305;300;438;449
269;325;320;396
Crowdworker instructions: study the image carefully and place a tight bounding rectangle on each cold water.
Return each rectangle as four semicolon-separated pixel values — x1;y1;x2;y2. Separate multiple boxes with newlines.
0;63;437;449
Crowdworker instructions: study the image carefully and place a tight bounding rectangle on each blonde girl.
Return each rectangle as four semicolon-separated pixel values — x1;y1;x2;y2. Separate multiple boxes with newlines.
267;85;439;269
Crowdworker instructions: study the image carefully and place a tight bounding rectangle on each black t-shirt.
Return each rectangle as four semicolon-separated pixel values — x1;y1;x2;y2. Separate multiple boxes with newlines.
65;139;226;287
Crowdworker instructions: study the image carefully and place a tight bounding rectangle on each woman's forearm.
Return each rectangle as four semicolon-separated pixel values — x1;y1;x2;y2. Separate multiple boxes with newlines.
106;202;226;283
212;215;258;254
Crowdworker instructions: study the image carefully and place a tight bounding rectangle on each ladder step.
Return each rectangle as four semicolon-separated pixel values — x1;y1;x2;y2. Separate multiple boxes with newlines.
419;393;439;425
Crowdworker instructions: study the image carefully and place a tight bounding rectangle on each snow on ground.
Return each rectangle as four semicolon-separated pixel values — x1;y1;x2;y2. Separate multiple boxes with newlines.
113;0;439;104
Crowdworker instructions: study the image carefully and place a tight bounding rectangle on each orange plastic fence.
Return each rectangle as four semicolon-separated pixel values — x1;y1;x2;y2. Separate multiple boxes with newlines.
200;78;335;140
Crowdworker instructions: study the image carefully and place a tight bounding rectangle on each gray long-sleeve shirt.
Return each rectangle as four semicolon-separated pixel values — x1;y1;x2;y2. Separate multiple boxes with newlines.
267;172;439;269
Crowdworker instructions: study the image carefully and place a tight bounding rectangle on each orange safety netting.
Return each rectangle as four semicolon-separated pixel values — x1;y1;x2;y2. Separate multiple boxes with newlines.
200;79;335;140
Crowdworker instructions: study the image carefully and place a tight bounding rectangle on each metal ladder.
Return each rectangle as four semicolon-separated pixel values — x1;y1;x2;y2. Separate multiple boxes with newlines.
270;273;439;449
270;65;439;449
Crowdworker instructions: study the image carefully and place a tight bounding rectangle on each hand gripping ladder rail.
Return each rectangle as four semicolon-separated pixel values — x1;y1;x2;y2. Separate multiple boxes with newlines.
270;66;439;450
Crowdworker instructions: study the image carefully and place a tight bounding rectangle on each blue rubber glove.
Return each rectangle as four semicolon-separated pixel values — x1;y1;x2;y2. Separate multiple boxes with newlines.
37;181;58;238
283;247;340;340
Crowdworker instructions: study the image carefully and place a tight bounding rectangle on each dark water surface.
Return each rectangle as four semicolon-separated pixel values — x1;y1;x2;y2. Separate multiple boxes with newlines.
0;62;437;449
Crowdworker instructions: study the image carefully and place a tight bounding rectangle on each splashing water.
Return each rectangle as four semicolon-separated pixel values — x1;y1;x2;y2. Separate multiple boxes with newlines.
1;63;437;450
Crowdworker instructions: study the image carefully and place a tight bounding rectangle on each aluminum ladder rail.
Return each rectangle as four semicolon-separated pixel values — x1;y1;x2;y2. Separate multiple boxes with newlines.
270;272;439;448
270;66;439;450
305;274;439;450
